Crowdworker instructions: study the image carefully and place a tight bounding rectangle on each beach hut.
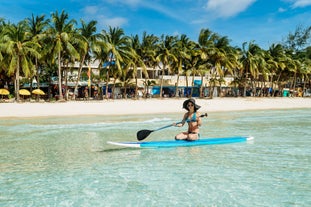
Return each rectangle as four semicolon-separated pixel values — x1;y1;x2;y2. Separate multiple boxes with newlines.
0;88;10;100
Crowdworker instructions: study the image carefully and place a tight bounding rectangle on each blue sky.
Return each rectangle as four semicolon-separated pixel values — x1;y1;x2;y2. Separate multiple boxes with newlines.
1;0;311;49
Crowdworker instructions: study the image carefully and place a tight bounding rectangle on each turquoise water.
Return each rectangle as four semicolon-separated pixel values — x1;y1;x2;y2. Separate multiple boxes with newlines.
0;109;310;207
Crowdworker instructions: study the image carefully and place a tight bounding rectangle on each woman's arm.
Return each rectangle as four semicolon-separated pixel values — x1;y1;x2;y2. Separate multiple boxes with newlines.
173;113;187;127
196;112;202;126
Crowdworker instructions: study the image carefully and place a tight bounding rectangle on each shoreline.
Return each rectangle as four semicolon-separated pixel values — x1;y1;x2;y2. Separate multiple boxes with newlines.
0;97;311;118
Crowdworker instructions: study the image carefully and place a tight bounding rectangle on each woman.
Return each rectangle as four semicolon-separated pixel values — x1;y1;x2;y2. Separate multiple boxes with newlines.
174;98;202;141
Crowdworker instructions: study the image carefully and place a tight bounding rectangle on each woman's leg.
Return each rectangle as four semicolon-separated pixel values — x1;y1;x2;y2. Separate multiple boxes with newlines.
186;133;199;141
175;132;188;140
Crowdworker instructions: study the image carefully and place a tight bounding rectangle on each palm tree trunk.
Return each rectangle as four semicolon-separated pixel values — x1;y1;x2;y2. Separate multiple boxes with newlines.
159;65;166;98
274;72;282;97
15;57;20;102
57;52;63;101
112;78;116;99
263;80;266;97
303;74;307;92
200;75;204;98
209;83;214;99
65;64;68;100
105;68;110;99
292;72;297;96
73;54;86;100
175;74;180;98
190;73;195;97
35;58;40;89
135;77;138;99
123;83;127;99
270;74;274;97
243;73;248;97
144;78;147;98
219;81;222;97
185;75;189;97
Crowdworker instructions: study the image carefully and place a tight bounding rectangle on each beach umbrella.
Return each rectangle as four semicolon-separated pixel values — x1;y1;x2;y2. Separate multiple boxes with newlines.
32;89;45;95
0;88;10;100
0;88;10;95
19;89;31;96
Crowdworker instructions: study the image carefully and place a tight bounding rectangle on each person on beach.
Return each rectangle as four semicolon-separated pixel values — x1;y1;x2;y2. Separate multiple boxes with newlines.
173;98;202;141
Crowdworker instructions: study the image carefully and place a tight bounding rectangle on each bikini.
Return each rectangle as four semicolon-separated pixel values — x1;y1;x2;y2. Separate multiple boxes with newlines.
185;112;200;137
185;112;197;123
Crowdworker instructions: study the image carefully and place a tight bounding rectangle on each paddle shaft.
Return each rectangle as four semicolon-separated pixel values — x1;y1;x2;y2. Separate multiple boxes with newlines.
153;121;182;132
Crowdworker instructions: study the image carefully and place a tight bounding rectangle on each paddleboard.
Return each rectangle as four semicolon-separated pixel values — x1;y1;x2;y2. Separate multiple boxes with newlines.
107;136;254;148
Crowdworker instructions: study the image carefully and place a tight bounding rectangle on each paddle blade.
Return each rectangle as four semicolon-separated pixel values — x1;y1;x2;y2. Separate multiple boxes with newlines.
137;130;153;141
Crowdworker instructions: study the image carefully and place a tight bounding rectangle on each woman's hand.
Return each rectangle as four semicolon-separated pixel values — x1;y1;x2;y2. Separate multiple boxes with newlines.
173;123;182;127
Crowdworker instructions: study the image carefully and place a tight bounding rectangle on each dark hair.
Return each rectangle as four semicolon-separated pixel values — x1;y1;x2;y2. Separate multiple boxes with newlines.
183;98;201;112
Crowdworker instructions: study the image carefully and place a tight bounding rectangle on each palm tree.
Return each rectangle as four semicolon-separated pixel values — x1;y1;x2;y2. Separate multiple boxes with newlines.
265;44;287;96
299;58;311;92
26;14;49;91
46;10;79;101
301;46;311;92
155;35;177;98
140;32;158;97
119;65;136;99
0;19;7;76
183;47;202;98
129;34;147;99
240;41;265;96
0;21;40;101
288;59;301;91
101;26;132;99
212;37;241;97
92;36;110;99
197;28;220;98
140;32;158;68
73;19;102;100
272;49;298;95
172;34;195;97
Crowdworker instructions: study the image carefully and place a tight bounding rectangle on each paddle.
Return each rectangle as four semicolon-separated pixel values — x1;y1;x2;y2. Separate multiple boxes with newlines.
137;113;208;141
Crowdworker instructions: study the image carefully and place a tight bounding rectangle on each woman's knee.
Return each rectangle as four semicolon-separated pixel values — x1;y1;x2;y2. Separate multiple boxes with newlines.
187;134;199;141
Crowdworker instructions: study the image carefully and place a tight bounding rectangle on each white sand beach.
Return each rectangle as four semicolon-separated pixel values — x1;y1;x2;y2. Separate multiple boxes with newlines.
0;97;310;118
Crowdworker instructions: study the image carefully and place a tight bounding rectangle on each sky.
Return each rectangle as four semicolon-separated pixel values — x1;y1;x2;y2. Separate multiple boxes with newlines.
1;0;311;49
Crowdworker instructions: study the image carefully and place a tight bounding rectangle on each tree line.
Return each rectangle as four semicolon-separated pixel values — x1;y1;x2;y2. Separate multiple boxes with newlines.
0;10;310;101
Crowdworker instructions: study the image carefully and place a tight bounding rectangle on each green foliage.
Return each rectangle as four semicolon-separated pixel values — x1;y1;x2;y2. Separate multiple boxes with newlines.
0;10;310;100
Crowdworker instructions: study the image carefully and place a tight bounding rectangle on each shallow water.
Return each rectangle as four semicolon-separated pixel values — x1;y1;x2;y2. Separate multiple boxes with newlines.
0;109;310;207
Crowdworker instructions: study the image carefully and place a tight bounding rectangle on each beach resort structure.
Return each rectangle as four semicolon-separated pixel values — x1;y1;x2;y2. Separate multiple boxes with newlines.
15;58;310;101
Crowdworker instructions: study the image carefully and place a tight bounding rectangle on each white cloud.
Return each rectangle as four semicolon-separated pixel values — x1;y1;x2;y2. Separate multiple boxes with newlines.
97;15;128;28
81;4;128;29
283;0;311;8
121;0;142;7
205;0;256;18
103;0;184;21
291;0;311;8
104;0;142;8
83;6;99;15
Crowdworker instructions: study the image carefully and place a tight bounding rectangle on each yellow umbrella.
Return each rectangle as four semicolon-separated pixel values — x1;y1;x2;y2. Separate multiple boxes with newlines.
0;88;10;95
19;89;31;96
32;89;45;95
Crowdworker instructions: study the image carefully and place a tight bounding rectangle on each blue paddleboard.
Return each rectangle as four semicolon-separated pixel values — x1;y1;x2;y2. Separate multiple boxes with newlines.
107;136;254;148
